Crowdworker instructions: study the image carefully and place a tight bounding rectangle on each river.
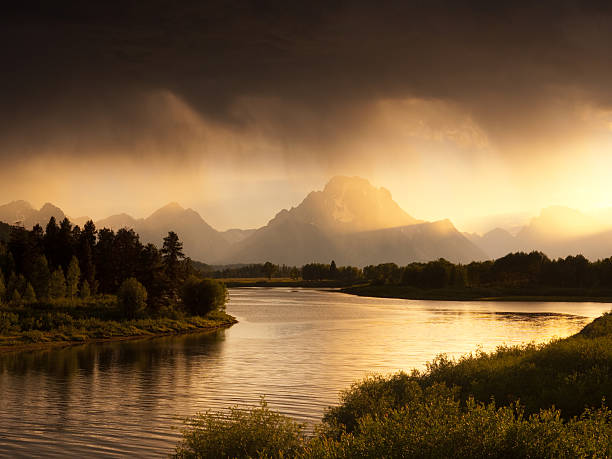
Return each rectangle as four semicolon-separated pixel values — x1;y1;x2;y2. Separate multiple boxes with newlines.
0;288;609;457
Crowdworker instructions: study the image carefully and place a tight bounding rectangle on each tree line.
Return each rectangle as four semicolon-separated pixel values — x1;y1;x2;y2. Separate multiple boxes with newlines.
0;217;225;317
362;251;612;290
199;251;612;291
198;260;362;283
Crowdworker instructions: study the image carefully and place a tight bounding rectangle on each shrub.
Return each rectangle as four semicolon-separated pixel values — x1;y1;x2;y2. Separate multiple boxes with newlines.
0;311;19;334
174;398;306;459
117;278;148;318
180;277;227;316
308;395;612;458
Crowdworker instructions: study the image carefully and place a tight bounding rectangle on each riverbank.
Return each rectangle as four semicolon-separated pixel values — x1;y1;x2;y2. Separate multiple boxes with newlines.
341;284;612;303
174;312;612;457
0;309;237;354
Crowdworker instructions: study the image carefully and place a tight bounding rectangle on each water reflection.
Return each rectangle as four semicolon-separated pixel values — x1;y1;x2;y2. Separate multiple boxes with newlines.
0;288;609;458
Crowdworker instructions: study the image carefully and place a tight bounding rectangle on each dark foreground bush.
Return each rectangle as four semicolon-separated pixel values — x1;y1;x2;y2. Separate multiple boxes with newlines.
117;278;148;318
174;398;306;458
310;385;612;458
174;385;612;458
180;277;227;316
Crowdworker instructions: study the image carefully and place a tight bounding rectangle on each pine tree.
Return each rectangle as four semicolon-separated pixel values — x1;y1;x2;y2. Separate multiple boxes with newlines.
49;268;66;299
80;280;90;299
23;282;37;303
11;289;21;305
29;255;51;300
66;256;80;300
162;231;185;288
0;272;6;303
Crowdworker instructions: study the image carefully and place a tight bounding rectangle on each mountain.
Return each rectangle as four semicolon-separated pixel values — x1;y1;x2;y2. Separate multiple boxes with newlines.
465;228;519;259
136;203;230;261
336;220;487;266
269;176;421;233
224;177;485;265
220;228;257;244
96;203;230;262
517;206;605;243
468;206;612;260
96;213;140;230
0;200;66;228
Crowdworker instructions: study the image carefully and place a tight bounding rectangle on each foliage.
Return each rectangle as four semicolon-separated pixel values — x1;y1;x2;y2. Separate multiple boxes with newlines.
174;398;306;459
180;277;227;316
0;271;5;303
308;394;612;458
174;314;612;458
23;282;36;303
66;256;80;300
48;267;66;299
80;280;91;299
117;278;148;318
0;311;18;334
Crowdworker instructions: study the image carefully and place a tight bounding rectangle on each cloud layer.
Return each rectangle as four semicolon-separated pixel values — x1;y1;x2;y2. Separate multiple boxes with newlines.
2;1;612;227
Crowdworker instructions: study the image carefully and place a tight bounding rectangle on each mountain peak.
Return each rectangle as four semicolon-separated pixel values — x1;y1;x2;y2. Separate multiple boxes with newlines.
161;202;184;211
270;176;420;233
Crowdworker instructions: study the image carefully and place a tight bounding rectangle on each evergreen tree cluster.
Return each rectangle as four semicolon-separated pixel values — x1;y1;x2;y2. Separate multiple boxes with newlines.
362;251;612;290
0;217;193;308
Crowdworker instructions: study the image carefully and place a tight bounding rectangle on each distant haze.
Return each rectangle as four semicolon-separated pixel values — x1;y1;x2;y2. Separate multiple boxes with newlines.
6;176;612;265
2;2;612;229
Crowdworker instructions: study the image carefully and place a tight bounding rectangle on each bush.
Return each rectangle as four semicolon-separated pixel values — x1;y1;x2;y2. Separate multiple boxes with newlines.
174;398;306;458
0;311;19;334
308;392;612;458
117;278;148;318
180;277;227;316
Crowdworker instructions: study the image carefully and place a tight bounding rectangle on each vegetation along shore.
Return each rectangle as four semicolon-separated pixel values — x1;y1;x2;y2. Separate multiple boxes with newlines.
174;311;612;457
0;217;234;352
204;252;612;302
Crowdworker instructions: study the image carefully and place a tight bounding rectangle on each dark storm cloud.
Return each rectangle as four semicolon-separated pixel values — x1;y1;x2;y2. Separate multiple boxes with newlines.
2;0;612;160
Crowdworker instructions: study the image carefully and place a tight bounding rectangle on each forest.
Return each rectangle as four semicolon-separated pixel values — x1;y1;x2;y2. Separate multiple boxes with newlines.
0;217;233;347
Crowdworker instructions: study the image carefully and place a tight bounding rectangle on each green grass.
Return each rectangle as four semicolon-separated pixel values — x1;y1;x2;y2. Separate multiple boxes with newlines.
0;298;237;349
174;312;612;458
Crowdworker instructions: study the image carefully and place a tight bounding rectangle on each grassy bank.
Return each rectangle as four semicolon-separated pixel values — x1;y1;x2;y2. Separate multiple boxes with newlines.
342;283;612;302
0;297;236;353
174;312;612;458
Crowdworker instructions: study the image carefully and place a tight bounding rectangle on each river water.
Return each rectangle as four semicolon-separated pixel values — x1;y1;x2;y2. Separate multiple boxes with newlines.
0;288;609;457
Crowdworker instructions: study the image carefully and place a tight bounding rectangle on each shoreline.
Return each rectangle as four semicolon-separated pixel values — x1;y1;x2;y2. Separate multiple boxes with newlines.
341;284;612;303
0;316;237;355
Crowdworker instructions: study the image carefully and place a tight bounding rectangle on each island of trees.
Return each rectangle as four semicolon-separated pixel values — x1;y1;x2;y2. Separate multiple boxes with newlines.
0;217;234;350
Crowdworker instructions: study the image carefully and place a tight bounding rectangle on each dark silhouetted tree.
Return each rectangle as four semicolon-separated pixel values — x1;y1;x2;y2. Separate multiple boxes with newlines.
29;255;51;300
263;261;276;280
162;231;184;287
23;282;36;303
117;278;148;318
66;256;80;300
180;276;227;316
49;267;66;299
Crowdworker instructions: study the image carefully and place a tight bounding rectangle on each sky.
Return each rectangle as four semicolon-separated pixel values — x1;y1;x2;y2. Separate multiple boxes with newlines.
2;1;612;230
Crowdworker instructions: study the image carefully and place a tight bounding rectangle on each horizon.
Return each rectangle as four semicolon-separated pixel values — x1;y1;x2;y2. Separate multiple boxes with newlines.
4;181;612;236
